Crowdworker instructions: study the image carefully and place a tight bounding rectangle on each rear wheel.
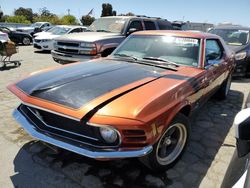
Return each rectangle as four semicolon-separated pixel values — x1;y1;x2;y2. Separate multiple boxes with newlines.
22;37;31;45
140;113;190;171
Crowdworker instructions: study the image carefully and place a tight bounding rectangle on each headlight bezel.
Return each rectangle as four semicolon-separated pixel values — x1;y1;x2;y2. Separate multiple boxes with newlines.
80;42;96;48
40;39;52;42
235;51;247;61
99;126;120;144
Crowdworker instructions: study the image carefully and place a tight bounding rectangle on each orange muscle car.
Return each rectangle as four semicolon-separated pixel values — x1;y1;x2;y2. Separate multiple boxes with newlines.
8;31;235;170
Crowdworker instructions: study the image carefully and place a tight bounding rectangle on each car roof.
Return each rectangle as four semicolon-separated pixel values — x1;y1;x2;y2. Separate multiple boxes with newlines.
99;16;169;21
212;25;250;30
132;30;219;39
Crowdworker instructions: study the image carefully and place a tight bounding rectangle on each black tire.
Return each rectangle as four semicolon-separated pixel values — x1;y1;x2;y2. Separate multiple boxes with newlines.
215;73;232;100
139;113;190;171
22;37;31;45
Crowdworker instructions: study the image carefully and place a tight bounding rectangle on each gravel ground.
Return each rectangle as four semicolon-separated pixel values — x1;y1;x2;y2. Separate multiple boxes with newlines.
0;46;250;188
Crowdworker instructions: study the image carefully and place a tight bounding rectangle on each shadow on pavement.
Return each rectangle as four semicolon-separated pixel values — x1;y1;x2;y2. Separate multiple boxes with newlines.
0;62;21;71
11;89;245;188
34;50;51;54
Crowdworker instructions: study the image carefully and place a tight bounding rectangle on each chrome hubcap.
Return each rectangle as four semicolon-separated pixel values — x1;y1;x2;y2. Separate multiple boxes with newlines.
23;38;30;45
156;123;187;165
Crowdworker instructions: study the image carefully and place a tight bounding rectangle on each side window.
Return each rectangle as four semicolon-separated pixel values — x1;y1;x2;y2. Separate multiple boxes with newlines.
205;39;223;65
127;20;143;31
144;21;156;30
158;20;173;30
70;28;81;33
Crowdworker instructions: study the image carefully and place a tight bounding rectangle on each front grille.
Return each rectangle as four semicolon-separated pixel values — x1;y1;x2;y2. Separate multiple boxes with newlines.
34;44;41;49
57;42;79;47
57;48;79;54
34;39;41;43
18;104;119;148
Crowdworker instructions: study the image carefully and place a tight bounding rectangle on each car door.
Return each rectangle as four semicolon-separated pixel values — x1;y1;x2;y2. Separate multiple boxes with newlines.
204;39;228;96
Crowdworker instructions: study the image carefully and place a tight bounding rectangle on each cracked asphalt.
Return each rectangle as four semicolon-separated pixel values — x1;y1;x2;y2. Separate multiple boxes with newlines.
0;46;250;188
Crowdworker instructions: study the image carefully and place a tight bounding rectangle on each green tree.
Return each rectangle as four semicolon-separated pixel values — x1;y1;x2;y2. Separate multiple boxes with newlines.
0;6;3;21
14;7;33;22
101;3;116;17
39;7;55;18
60;15;78;25
119;12;135;16
33;14;61;25
80;15;95;26
6;15;31;24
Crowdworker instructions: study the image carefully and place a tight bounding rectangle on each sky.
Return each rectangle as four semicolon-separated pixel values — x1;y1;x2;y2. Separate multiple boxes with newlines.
1;0;249;26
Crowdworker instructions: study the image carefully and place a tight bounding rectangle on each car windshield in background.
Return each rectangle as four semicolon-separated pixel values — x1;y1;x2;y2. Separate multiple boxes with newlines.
50;27;71;35
87;17;127;33
210;29;249;46
30;23;43;28
113;35;200;67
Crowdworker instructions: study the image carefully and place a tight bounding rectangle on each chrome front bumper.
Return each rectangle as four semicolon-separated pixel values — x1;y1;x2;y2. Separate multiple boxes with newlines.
13;109;153;159
51;50;100;63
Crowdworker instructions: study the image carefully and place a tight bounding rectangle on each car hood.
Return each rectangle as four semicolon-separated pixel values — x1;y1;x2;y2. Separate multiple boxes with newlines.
227;44;249;53
34;31;49;37
17;26;34;31
13;31;30;35
9;59;165;110
35;34;59;40
55;32;122;42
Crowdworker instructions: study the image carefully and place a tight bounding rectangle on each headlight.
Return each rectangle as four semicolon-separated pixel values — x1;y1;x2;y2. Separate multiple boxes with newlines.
80;42;96;48
99;126;118;143
41;39;51;42
235;51;247;61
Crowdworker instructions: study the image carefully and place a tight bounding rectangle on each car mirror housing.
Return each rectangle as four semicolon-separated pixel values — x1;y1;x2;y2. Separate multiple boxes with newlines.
235;108;250;157
126;28;137;36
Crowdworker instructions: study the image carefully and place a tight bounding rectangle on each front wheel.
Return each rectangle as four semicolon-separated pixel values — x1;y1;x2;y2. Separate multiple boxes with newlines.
22;37;31;45
215;73;232;100
139;113;190;171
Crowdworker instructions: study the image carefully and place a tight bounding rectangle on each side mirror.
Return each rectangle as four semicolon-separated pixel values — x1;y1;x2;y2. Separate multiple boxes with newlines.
235;108;250;157
127;28;138;36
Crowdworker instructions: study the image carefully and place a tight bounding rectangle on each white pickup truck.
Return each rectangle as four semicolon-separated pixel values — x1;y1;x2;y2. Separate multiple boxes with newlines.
51;16;173;64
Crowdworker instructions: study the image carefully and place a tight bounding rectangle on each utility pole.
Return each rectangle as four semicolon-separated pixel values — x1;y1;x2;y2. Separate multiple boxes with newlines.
67;9;70;15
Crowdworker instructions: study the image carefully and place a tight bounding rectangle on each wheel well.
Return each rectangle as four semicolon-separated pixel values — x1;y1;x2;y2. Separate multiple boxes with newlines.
179;105;191;117
101;48;116;57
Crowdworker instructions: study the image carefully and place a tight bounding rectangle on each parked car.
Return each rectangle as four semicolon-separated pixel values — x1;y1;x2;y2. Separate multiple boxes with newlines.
221;92;250;188
8;30;234;170
209;25;250;77
0;26;33;45
16;22;52;35
0;31;9;43
33;25;87;51
51;16;173;64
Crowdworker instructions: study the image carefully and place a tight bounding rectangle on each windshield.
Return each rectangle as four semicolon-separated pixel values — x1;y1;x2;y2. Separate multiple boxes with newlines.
87;17;127;33
210;29;249;46
49;26;71;35
112;35;201;67
30;23;43;28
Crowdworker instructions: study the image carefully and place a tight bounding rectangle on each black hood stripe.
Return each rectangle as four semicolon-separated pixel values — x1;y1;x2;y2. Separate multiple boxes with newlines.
16;60;164;109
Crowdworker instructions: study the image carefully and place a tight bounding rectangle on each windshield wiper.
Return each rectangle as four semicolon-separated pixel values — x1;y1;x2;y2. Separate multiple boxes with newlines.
142;57;179;67
96;29;111;32
112;54;176;71
113;53;138;61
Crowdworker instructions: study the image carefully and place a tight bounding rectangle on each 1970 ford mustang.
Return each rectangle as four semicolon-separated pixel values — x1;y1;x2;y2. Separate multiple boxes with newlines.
8;31;235;170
